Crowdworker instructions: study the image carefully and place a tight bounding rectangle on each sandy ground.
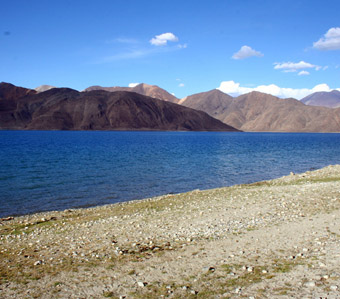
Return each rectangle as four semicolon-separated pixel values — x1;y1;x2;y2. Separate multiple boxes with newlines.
1;165;340;298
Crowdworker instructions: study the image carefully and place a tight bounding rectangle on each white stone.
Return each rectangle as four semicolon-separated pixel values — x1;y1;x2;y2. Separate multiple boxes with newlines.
304;281;316;288
137;281;146;287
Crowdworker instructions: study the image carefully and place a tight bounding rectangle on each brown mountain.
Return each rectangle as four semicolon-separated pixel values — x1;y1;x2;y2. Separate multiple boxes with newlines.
0;82;238;132
179;89;234;119
300;90;340;108
0;82;36;101
84;83;180;103
180;90;340;132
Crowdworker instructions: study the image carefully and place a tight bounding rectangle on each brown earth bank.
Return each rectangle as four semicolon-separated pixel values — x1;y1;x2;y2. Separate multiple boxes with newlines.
1;165;340;298
0;83;238;132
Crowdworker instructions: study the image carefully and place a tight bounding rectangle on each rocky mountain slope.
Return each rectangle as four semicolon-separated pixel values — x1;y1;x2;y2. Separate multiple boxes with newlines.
301;90;340;108
180;90;340;132
0;82;36;101
84;83;179;103
0;82;238;132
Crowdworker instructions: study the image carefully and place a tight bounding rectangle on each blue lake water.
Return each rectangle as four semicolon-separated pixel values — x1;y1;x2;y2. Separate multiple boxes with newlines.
0;130;340;217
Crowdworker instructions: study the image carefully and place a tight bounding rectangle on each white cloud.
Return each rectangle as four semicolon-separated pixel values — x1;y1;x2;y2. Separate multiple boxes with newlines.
232;45;263;60
313;27;340;50
322;66;329;71
128;83;139;87
178;83;185;87
177;43;188;49
274;61;320;72
217;80;337;99
298;70;310;76
115;38;138;44
150;32;178;46
99;49;152;62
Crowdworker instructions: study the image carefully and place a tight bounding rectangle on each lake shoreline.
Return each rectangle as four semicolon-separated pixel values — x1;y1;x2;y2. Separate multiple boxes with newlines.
1;165;340;298
2;131;340;218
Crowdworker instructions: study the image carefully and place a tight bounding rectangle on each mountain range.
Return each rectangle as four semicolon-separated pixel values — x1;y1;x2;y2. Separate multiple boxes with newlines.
0;82;236;132
2;82;340;132
83;84;340;132
180;89;340;132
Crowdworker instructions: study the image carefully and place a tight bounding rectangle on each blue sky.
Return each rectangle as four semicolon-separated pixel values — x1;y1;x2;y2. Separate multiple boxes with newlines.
1;0;339;99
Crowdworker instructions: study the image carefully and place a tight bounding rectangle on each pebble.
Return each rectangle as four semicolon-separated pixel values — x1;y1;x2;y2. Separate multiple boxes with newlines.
304;281;316;288
137;281;147;287
203;266;215;273
330;285;338;291
34;260;42;266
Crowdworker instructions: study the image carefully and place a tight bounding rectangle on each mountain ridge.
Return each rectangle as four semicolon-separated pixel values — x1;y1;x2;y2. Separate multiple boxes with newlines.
2;82;340;132
84;83;179;103
180;89;340;132
0;82;238;132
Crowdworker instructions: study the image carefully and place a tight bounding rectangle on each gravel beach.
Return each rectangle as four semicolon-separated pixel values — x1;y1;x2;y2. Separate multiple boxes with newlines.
1;165;340;298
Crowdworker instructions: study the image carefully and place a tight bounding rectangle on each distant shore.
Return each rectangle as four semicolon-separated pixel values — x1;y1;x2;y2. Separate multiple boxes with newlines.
1;165;340;298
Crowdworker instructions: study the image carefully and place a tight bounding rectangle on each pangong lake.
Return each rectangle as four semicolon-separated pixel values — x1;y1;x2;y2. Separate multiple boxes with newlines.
1;130;340;217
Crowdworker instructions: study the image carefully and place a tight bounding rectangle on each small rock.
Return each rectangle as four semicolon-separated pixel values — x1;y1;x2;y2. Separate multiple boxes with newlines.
1;216;14;221
330;285;338;291
304;281;316;288
234;287;241;293
247;266;253;272
137;281;147;287
34;260;42;266
203;266;215;273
